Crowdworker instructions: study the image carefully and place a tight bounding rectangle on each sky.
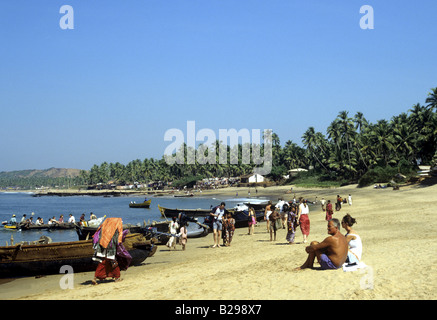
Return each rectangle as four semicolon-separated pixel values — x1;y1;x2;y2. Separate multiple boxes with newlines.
0;0;436;172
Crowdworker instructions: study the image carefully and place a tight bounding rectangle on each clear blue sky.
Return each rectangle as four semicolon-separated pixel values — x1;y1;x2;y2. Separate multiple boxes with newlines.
1;0;436;171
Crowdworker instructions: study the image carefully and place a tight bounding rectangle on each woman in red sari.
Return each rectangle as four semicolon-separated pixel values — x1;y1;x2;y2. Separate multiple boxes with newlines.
325;200;334;221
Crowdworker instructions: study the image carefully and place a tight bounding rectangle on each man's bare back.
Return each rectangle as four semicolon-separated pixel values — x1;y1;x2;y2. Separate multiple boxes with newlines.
296;219;348;270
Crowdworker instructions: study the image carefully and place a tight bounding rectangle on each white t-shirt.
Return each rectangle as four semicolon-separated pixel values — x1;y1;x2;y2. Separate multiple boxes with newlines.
68;216;76;223
275;200;286;212
215;207;225;221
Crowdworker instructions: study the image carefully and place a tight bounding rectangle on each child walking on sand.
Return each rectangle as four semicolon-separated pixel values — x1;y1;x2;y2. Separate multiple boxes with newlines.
179;224;188;250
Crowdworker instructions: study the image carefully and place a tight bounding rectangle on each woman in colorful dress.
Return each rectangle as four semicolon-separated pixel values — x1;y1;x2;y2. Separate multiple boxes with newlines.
286;204;297;244
325;199;334;221
248;207;256;235
223;213;236;246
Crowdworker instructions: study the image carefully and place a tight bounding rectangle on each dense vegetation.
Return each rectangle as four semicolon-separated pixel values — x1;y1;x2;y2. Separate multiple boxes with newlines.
80;87;437;187
2;87;436;189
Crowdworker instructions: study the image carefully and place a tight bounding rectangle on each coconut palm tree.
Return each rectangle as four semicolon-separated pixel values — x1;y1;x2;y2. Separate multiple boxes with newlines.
425;87;437;111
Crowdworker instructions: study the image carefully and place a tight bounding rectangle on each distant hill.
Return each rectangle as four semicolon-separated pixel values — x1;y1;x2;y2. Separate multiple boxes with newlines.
0;168;83;179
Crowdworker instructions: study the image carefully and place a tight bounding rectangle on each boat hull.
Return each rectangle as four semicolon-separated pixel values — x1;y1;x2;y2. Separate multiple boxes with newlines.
0;233;153;278
158;204;234;218
129;200;151;208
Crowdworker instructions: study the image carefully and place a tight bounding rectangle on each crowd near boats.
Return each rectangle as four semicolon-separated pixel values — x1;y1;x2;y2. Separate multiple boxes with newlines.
0;195;299;279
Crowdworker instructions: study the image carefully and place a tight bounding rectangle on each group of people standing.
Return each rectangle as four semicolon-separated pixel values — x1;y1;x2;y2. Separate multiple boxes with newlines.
259;196;363;270
263;198;310;244
320;194;352;221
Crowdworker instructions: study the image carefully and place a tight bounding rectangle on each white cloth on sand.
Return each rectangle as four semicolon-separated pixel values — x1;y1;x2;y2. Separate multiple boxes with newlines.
342;261;367;272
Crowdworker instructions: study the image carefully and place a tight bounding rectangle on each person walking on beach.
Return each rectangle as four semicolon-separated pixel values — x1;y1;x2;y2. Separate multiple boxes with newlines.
275;198;286;229
286;204;298;244
166;216;179;250
295;218;348;270
341;214;362;265
321;198;326;211
179;224;188;251
336;195;342;211
210;202;226;248
264;201;273;232
248;207;256;235
348;194;353;206
325;200;334;221
223;213;235;246
297;198;310;243
269;208;281;241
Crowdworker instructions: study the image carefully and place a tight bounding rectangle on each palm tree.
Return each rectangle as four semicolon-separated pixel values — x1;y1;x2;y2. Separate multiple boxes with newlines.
354;111;369;133
302;127;329;171
425;87;437;111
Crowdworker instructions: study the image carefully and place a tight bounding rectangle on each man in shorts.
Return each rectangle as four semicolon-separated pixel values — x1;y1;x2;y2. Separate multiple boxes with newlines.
210;202;226;248
295;218;348;270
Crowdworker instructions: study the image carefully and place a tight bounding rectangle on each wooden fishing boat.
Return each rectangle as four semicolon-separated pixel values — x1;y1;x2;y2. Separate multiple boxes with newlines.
129;199;152;208
76;221;171;241
158;204;234;218
2;225;18;230
0;233;154;278
19;222;76;231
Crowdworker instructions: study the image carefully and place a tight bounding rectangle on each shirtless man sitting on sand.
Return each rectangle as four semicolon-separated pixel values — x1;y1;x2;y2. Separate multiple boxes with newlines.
296;218;348;270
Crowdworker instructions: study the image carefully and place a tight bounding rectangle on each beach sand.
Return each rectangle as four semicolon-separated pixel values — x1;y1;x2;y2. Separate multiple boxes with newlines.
1;182;437;300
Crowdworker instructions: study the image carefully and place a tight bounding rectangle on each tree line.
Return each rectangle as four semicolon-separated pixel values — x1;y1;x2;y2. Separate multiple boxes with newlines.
81;87;436;187
2;87;436;189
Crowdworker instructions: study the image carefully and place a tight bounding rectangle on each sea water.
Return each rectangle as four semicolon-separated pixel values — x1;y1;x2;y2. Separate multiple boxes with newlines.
0;192;269;245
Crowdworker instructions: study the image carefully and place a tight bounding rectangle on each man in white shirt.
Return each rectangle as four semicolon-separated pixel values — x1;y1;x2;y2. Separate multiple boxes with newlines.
210;202;226;248
68;214;76;223
275;198;286;228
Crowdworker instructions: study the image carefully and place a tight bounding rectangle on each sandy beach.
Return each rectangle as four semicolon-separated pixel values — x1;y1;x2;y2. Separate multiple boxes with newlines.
1;182;437;300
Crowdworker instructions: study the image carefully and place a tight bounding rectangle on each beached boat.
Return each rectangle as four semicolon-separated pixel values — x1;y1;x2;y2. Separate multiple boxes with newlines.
76;221;170;241
2;222;76;231
129;199;152;208
76;220;207;244
203;210;265;229
20;222;76;231
158;204;234;218
243;201;276;211
0;233;155;278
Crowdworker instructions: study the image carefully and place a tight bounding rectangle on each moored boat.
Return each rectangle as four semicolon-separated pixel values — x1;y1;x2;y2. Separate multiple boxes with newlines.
174;193;194;198
158;204;234;218
0;233;154;278
129;199;152;208
20;222;76;231
76;221;170;241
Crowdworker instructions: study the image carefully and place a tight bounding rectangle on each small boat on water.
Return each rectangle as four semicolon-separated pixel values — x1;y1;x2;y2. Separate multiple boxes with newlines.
174;193;194;198
129;199;152;208
0;233;155;278
158;204;234;218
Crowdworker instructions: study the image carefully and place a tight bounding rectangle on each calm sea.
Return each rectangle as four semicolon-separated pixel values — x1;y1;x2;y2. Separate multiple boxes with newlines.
0;192;268;245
